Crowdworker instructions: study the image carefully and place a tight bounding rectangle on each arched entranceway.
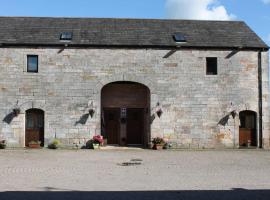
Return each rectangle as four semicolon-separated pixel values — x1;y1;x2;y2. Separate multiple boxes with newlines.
101;81;150;147
239;110;257;147
25;109;45;147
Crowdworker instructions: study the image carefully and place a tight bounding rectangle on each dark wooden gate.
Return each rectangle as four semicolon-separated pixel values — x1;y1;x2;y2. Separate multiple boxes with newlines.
25;109;44;147
103;108;120;145
101;82;150;146
127;108;144;145
239;111;257;147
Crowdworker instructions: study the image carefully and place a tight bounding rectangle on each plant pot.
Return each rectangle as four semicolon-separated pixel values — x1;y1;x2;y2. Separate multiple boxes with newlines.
153;144;163;150
28;144;41;148
93;143;100;149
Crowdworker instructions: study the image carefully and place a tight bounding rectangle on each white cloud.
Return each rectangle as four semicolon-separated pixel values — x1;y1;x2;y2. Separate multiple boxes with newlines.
262;0;270;4
165;0;235;20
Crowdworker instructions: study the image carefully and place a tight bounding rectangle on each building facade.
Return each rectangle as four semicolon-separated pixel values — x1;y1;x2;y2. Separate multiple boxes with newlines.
0;17;269;148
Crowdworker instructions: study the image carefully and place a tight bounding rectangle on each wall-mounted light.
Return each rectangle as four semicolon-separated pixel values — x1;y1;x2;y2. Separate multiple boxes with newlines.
231;110;237;119
156;102;163;118
13;108;20;116
88;101;95;118
89;108;95;118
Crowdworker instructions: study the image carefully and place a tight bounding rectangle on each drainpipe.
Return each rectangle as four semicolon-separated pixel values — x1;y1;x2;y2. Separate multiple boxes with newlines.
258;51;263;148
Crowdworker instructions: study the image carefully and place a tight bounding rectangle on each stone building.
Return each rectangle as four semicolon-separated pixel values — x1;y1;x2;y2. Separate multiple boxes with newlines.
0;17;269;148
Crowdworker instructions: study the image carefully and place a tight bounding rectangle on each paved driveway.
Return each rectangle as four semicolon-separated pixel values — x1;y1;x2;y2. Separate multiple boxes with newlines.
0;149;270;199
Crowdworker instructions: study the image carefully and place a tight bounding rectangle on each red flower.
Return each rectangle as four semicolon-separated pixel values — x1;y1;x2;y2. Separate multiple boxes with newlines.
93;135;104;145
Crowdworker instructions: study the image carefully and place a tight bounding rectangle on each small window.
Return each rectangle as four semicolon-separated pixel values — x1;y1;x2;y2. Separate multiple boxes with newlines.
26;114;34;128
60;32;73;40
173;33;186;43
27;55;38;73
206;57;217;75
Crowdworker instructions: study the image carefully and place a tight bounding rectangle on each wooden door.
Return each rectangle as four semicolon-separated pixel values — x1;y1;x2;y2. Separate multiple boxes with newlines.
25;109;44;147
239;111;257;147
103;108;120;145
239;128;256;146
126;108;144;145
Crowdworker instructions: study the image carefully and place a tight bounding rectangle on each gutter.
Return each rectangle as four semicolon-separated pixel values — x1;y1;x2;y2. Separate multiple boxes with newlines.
0;43;269;52
258;51;263;148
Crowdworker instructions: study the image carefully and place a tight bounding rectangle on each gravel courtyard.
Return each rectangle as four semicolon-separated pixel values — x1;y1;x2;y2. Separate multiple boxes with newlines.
0;149;270;199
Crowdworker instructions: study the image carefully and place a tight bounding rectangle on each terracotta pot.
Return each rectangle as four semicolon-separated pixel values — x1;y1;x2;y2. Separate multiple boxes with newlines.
28;143;41;148
153;144;163;150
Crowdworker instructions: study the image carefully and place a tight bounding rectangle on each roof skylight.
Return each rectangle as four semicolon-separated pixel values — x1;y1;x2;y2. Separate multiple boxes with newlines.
60;32;73;41
173;33;186;43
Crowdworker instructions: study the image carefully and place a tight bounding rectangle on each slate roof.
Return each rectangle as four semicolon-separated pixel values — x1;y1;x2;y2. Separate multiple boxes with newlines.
0;17;268;50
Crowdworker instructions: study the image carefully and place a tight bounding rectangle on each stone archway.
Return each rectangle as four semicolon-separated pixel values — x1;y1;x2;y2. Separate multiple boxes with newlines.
239;110;257;147
25;109;45;147
101;81;150;147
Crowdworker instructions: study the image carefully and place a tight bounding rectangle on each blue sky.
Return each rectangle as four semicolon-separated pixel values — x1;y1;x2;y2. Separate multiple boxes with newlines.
0;0;269;45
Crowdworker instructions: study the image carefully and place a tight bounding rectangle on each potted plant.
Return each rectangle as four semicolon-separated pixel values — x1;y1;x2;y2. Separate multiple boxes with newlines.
28;141;41;148
152;137;165;150
92;135;104;149
85;139;99;149
0;140;6;149
48;139;60;149
84;139;93;149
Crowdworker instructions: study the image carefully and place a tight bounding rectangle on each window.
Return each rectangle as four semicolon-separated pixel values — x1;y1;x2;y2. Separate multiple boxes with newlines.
60;32;73;41
27;55;38;73
26;114;34;128
173;33;186;43
239;111;256;129
206;57;217;75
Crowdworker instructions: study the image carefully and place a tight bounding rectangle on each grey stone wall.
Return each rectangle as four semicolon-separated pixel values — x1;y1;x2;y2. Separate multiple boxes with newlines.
0;48;269;148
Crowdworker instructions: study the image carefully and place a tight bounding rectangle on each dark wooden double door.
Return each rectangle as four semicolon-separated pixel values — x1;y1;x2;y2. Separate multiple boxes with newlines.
103;108;144;145
25;109;44;147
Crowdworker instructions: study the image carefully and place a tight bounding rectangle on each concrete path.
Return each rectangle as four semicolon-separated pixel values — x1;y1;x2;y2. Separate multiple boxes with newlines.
0;149;270;199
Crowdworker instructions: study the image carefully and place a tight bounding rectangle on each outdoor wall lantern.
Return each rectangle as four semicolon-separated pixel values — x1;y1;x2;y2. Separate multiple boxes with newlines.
156;102;163;118
231;110;237;119
88;108;95;118
13;108;21;116
88;101;95;118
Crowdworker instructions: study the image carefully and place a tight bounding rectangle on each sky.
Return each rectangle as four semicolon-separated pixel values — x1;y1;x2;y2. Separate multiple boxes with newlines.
0;0;269;45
